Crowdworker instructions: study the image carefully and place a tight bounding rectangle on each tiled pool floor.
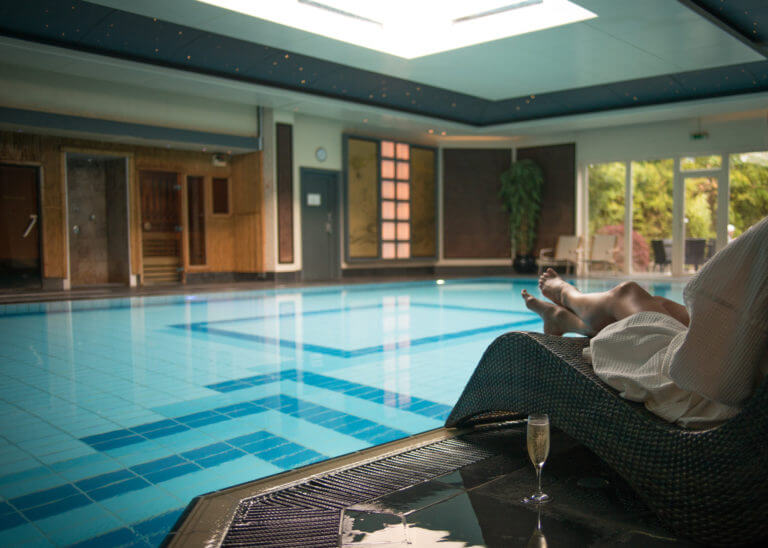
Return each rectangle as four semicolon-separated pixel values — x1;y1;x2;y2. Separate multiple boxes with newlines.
0;278;685;546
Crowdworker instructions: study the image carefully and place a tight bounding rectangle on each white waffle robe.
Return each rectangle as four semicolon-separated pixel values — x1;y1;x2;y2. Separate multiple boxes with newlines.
590;215;768;428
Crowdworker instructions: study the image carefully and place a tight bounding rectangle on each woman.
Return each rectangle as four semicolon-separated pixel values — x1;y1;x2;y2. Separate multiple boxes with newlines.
520;215;768;427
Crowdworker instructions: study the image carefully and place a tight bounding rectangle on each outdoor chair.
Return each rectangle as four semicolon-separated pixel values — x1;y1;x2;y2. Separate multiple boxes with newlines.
536;235;582;275
685;238;707;271
651;239;671;272
445;332;768;546
584;234;619;272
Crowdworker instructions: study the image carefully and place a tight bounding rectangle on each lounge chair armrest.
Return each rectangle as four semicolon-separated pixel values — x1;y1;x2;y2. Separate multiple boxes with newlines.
538;248;553;259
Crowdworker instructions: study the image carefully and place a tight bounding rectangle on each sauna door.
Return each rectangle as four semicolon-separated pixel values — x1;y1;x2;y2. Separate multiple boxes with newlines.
0;164;41;288
140;170;182;284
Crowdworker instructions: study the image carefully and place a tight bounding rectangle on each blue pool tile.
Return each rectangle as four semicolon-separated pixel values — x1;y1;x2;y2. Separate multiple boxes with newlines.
80;430;136;445
87;476;151;501
69;527;138;548
180;442;231;461
132;508;184;539
196;448;246;468
131;419;179;435
141;424;190;439
143;462;200;484
0;510;26;532
90;435;145;451
256;442;303;462
11;483;79;510
22;493;91;521
130;455;186;476
75;469;135;492
271;449;325;469
227;431;273;449
239;436;286;454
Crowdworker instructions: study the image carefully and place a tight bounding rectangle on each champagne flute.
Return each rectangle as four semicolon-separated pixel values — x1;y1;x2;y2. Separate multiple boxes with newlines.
523;414;550;504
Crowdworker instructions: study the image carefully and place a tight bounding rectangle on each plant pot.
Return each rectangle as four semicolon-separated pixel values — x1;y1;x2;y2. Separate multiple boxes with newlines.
512;254;537;274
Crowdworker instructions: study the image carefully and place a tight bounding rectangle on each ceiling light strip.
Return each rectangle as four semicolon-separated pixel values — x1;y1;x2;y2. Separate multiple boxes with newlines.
453;0;544;24
297;0;383;27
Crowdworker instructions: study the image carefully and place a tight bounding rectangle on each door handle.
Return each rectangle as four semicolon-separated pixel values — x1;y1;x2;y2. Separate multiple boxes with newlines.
22;214;38;238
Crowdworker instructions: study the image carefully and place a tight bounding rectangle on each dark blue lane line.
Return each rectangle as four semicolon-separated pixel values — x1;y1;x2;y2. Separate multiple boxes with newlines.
3;431;324;532
69;507;185;548
178;316;542;357
207;370;453;421
170;302;387;330
81;402;268;451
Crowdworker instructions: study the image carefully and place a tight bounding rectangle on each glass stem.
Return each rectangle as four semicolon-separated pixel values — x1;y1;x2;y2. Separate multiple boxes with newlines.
536;465;543;495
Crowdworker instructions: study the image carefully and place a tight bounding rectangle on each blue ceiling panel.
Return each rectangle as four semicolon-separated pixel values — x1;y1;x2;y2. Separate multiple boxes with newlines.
0;1;108;44
2;0;768;127
83;11;205;59
674;61;768;95
695;0;768;46
606;75;688;106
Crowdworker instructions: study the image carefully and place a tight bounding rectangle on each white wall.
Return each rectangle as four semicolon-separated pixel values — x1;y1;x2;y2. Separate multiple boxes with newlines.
271;107;768;275
515;114;768;166
0;63;259;136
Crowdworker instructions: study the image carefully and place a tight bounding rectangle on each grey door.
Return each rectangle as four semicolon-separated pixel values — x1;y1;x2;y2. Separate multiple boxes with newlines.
301;169;339;281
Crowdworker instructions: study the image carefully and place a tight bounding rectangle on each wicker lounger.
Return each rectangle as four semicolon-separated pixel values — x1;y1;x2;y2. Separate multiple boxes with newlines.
445;332;768;547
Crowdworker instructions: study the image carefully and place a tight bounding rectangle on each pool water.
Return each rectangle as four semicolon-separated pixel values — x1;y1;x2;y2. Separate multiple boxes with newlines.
0;277;685;546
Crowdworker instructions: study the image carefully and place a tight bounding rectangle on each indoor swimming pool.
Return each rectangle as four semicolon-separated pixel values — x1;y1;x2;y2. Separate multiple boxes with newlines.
0;277;686;546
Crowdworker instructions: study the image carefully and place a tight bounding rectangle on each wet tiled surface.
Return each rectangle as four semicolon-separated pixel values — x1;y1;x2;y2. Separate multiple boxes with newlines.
0;279;687;546
340;428;700;547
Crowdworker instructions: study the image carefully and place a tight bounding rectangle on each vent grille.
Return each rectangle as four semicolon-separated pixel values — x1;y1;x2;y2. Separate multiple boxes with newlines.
221;436;496;547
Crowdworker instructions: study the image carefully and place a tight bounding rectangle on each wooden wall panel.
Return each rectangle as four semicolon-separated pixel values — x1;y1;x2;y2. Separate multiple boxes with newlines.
231;151;263;272
347;138;379;259
410;147;436;258
276;123;294;264
516;143;576;255
0;130;264;282
443;148;511;259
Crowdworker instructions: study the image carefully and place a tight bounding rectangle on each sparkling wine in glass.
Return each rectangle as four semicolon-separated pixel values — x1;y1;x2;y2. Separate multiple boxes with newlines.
523;414;550;504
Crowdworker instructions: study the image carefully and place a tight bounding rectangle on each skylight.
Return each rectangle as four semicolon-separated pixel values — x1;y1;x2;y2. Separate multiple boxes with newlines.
197;0;597;59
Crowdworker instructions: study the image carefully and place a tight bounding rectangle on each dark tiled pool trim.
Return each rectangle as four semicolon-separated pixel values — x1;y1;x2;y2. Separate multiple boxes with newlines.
0;277;533;317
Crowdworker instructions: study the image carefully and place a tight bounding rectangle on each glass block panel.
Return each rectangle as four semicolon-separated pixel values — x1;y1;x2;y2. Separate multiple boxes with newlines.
396;202;410;220
382;200;395;220
382;242;396;259
381;141;395;158
397;222;410;240
381;160;395;179
382;221;395;240
396;143;410;160
397;242;410;259
396;161;410;180
396;182;409;200
382;180;395;199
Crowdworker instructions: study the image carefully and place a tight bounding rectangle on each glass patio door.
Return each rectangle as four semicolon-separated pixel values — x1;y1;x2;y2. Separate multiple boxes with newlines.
673;156;724;276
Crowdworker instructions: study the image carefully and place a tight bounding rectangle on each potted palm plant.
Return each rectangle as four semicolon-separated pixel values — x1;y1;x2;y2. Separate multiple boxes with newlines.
499;159;544;273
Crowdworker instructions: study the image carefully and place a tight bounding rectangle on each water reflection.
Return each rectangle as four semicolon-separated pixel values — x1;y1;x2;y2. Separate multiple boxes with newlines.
527;505;548;548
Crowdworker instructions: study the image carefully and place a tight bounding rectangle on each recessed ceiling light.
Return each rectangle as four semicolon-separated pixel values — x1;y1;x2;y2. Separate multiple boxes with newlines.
198;0;596;59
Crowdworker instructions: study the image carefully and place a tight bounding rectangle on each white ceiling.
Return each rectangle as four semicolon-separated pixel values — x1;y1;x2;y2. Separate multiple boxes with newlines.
86;0;762;100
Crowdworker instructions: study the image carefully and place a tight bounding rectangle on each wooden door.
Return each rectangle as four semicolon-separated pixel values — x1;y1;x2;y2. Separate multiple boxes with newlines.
140;170;182;284
0;164;41;288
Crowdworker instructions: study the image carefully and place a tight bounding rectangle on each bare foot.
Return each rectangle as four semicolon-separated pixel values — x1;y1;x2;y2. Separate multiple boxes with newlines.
522;289;566;335
538;268;570;306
